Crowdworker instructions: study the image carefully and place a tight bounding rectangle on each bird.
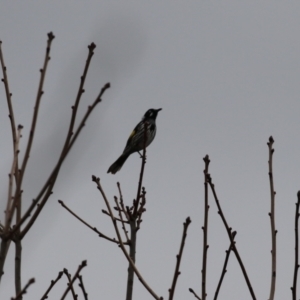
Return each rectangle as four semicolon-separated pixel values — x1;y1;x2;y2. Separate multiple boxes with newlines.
107;108;162;174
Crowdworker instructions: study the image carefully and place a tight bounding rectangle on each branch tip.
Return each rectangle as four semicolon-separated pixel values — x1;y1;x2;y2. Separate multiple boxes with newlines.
88;42;96;51
47;32;55;40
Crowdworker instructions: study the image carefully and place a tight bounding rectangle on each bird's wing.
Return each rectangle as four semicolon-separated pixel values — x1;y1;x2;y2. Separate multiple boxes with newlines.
123;121;144;154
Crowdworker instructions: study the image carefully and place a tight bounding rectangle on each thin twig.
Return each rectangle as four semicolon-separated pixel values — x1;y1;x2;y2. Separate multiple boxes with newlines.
117;182;129;220
8;33;55;233
291;191;300;300
40;271;63;300
102;208;129;223
0;40;18;153
132;122;148;217
214;231;237;300
114;197;130;243
60;261;87;300
207;175;256;300
78;275;88;300
189;288;201;300
136;188;146;231
92;176;163;300
11;278;35;300
18;82;110;240
4;32;55;236
58;200;123;245
169;217;191;300
201;155;210;300
267;136;276;300
6;125;22;224
63;269;77;300
17;40;102;238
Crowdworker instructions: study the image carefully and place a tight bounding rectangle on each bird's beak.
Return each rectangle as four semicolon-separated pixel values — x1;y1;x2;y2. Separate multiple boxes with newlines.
156;108;162;112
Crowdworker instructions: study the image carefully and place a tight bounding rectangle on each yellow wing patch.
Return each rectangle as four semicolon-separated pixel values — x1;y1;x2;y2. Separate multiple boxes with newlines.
129;130;136;138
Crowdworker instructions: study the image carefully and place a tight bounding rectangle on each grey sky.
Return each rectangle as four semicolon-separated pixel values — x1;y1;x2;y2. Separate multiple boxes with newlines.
1;1;300;299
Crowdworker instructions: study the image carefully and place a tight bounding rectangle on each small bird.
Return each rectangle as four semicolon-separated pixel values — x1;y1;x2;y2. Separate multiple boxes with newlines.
107;108;162;174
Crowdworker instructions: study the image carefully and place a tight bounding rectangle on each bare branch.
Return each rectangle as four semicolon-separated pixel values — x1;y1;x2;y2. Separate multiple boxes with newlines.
18;81;110;239
6;125;23;224
78;275;88;300
60;260;87;300
11;278;35;300
168;217;191;300
132;122;148;217
58;200;123;245
40;271;63;300
291;191;300;300
189;288;201;300
126;218;137;300
102;208;129;223
114;196;130;243
207;175;256;300
117;182;129;220
0;40;17;152
136;187;146;231
14;239;22;295
63;269;77;300
8;33;55;233
201;155;210;300
267;136;276;300
92;176;163;300
214;231;237;300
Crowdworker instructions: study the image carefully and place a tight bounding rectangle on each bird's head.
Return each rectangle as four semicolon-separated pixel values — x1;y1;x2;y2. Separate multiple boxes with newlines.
142;108;162;121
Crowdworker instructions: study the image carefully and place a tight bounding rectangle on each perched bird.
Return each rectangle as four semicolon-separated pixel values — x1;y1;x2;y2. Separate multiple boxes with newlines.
107;108;162;174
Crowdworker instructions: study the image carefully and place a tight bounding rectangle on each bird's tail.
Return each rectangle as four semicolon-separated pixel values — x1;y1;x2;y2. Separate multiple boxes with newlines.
107;153;130;174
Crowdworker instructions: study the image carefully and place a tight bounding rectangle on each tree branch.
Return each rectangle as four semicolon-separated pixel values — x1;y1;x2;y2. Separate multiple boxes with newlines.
60;260;87;300
214;231;236;300
92;176;163;300
58;200;123;245
11;278;35;300
40;270;63;300
169;217;191;300
78;275;88;300
291;191;300;300
63;269;77;300
207;174;256;300
132;122;148;217
201;155;210;300
18;80;110;239
189;288;201;300
0;39;18;153
267;136;276;300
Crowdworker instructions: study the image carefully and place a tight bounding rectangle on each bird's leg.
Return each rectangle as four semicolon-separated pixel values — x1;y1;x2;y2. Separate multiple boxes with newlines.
137;151;143;158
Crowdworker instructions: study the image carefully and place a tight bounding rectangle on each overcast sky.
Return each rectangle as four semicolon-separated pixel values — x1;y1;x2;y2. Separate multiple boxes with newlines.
1;1;300;299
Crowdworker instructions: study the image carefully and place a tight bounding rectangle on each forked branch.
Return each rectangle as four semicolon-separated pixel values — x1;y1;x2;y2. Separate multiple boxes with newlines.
58;200;123;244
11;278;35;300
207;175;256;300
214;231;237;300
92;176;163;300
60;260;87;300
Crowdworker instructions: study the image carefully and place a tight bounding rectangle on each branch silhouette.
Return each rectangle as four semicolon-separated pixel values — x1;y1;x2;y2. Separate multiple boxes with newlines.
291;191;300;300
207;174;256;300
267;136;276;300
